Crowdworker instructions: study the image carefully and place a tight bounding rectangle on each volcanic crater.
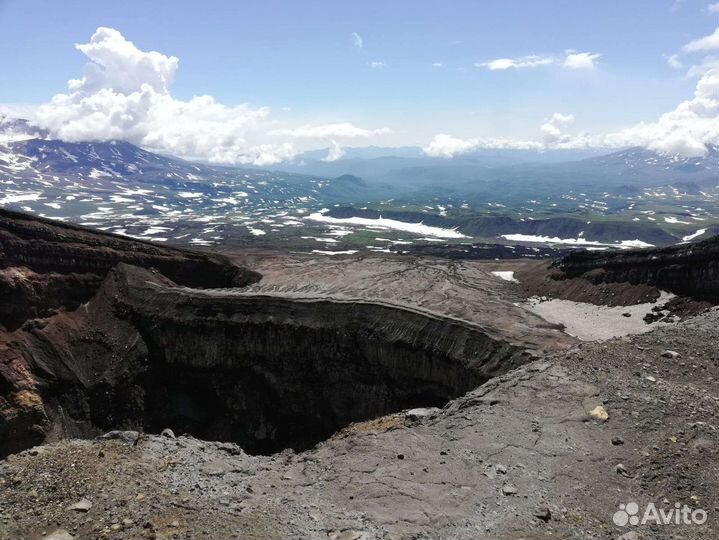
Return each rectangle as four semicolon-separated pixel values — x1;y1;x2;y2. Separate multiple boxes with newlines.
0;209;558;458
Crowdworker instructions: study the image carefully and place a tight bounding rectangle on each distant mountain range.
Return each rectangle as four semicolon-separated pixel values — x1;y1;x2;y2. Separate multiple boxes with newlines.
1;118;718;249
0;136;379;210
266;143;719;207
0;127;384;246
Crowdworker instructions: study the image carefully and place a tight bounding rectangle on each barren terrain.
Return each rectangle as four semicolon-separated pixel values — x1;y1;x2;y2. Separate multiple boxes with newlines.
2;309;717;539
1;214;718;540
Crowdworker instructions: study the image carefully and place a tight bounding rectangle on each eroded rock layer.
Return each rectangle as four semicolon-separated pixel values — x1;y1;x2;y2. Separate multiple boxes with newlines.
1;263;529;457
0;208;260;329
557;235;719;303
0;211;544;458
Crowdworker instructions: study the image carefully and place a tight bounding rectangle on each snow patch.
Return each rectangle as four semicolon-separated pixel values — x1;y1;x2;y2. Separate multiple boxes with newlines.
308;212;466;239
682;228;707;242
501;234;654;249
491;271;518;283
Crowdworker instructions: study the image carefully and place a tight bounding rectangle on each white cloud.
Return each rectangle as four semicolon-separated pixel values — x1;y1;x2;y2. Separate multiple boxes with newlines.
369;61;387;69
423;133;542;158
603;62;719;156
477;51;600;71
707;2;719;13
429;54;719;159
683;26;719;53
32;27;290;165
269;122;391;138
428;58;719;159
28;27;392;166
423;134;481;157
666;54;684;69
322;140;345;162
541;113;592;149
351;32;363;49
686;57;719;78
541;112;573;143
476;55;554;70
563;51;601;69
424;113;591;158
210;142;297;166
431;62;443;68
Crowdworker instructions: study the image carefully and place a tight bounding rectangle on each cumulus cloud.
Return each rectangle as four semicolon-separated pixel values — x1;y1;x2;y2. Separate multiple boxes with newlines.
427;62;719;159
29;27;389;166
269;122;391;138
424;113;592;158
563;51;600;69
211;142;297;166
429;29;719;160
369;61;387;69
476;55;554;70
540;112;574;144
32;27;292;165
423;134;482;157
540;113;592;149
603;62;719;156
685;57;719;78
322;140;346;162
351;32;363;49
683;26;719;53
423;133;542;158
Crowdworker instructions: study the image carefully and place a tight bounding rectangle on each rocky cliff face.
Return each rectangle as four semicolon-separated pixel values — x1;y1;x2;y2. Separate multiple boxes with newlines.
557;235;719;303
0;208;260;329
0;211;542;458
0;262;528;457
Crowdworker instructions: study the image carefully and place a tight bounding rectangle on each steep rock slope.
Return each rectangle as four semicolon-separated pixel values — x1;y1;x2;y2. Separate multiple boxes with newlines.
557;235;719;302
0;212;571;458
0;208;259;329
0;210;261;456
0;262;535;458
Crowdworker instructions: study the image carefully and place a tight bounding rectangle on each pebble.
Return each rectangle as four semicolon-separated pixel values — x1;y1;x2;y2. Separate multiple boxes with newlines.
589;405;609;422
67;499;92;512
501;484;517;496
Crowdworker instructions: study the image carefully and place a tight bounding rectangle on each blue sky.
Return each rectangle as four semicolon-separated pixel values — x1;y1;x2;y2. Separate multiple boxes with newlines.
1;0;718;162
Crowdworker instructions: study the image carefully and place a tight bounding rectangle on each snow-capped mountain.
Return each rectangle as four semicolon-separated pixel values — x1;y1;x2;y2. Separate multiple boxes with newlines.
1;115;717;249
0;127;382;246
581;145;719;180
